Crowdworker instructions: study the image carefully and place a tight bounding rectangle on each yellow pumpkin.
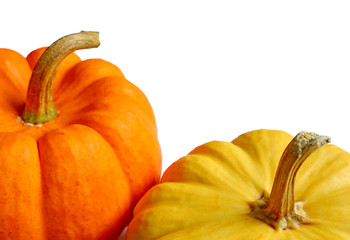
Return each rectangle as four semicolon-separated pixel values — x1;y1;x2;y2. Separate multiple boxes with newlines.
126;129;350;239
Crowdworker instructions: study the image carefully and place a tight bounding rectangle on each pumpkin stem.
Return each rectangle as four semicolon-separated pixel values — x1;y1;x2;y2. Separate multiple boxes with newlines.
250;131;330;230
21;31;100;124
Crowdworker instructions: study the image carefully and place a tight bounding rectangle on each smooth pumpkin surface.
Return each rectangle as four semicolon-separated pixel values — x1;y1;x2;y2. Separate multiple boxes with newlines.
126;129;350;240
0;32;161;239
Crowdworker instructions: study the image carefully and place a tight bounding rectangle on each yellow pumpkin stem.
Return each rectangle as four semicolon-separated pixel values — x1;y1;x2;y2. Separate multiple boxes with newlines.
21;31;100;124
250;131;330;231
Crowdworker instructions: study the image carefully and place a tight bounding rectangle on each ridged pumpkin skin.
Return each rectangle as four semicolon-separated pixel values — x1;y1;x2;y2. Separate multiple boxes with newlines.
0;46;161;239
127;129;350;240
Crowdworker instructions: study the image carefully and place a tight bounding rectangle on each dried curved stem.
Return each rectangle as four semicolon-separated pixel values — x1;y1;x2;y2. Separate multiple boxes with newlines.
250;131;330;230
22;31;100;124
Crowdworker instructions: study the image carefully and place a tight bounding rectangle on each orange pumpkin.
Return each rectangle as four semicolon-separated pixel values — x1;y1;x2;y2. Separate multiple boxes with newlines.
0;32;161;239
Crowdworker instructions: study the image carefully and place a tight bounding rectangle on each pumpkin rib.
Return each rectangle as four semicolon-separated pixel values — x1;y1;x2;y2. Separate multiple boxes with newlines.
155;219;276;240
295;144;350;201
0;101;23;132
73;110;161;202
54;76;161;202
313;222;350;238
186;140;267;196
161;153;261;200
130;209;254;240
302;187;350;226
133;182;249;215
0;49;31;96
0;80;25;111
0;132;45;240
26;47;47;70
0;49;31;126
132;206;242;238
285;224;350;240
54;59;125;103
129;182;250;238
161;131;294;201
38;124;132;239
231;129;293;192
57;76;157;130
129;205;276;240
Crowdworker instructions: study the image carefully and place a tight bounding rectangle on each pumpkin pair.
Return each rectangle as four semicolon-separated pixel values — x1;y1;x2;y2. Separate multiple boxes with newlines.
2;32;350;240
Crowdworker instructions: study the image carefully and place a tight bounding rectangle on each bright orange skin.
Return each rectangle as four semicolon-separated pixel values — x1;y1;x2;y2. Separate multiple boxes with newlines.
0;47;162;239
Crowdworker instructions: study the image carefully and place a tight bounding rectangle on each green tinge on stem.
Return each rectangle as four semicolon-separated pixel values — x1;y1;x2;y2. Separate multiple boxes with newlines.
22;104;57;125
21;31;100;124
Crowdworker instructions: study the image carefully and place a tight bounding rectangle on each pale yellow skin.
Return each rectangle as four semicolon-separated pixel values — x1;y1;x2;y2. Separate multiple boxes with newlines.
126;129;350;240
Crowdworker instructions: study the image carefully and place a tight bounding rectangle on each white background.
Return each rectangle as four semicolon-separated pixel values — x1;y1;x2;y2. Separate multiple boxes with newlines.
1;0;350;173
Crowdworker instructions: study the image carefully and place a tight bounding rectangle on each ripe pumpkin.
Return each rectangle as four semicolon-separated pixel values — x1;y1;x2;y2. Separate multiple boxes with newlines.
126;129;350;239
0;32;161;239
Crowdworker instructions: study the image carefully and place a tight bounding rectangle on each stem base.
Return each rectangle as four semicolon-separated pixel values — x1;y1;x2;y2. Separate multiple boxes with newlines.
249;192;313;231
21;105;57;125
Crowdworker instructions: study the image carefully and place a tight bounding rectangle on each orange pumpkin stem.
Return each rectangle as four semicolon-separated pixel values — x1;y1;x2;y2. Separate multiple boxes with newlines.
21;31;100;124
250;131;330;230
